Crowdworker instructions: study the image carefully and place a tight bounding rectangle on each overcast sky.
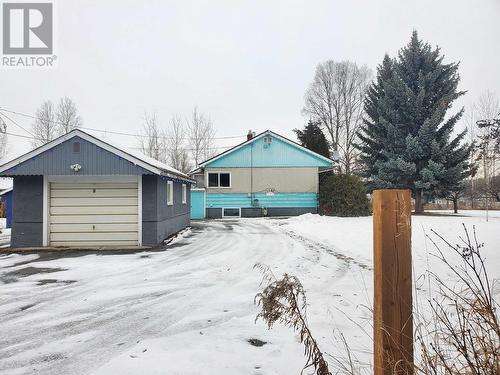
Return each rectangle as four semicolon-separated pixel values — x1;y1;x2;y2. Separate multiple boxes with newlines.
1;0;499;161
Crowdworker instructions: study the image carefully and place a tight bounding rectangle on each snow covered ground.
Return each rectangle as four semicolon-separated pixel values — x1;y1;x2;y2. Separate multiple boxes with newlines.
1;211;499;374
0;218;10;249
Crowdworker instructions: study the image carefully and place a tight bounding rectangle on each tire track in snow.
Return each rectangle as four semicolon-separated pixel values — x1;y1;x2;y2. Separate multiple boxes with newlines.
272;223;371;272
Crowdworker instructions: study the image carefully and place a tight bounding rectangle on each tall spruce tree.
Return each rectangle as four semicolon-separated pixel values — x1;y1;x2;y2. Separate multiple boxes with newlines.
294;120;331;159
357;31;471;213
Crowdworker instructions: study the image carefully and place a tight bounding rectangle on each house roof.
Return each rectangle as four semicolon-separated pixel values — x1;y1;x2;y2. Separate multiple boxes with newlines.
192;130;334;172
0;129;193;181
0;187;12;195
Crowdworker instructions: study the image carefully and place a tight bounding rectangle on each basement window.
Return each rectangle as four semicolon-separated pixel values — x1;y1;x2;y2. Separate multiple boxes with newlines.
208;172;231;188
222;207;241;217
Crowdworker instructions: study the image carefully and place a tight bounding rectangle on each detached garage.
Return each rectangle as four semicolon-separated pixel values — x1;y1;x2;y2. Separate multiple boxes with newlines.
0;129;193;248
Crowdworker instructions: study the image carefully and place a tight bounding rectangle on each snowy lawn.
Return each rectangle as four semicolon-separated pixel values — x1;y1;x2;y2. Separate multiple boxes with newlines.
1;211;499;374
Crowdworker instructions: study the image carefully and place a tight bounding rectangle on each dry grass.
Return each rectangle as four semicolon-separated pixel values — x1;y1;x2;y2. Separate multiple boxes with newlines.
416;225;500;374
254;263;331;375
255;226;500;375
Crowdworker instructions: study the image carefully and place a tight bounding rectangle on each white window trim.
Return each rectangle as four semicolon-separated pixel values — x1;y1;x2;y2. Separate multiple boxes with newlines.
222;207;241;218
182;184;187;204
167;180;174;205
206;171;232;189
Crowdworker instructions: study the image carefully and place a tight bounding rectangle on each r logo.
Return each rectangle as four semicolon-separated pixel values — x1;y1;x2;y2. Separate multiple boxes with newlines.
2;3;53;54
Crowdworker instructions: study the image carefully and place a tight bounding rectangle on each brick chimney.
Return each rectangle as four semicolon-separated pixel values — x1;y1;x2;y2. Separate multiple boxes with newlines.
247;130;254;141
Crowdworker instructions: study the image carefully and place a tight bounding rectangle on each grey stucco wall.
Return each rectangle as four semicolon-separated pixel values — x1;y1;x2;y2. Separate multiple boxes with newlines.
4;136;150;176
202;167;319;194
142;175;191;246
11;176;43;247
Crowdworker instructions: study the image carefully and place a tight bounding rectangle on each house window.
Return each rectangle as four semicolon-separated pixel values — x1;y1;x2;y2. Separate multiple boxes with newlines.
167;181;174;205
207;172;231;188
182;184;187;204
73;142;80;153
208;173;219;187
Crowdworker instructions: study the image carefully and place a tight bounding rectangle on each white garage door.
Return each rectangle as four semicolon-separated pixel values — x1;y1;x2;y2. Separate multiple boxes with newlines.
49;182;139;247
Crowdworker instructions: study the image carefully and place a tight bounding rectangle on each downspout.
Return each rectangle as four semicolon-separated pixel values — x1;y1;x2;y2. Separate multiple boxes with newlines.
250;142;254;207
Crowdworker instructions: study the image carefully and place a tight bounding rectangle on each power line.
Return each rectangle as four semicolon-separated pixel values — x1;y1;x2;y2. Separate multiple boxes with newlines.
0;110;36;137
4;131;32;140
3;131;234;151
0;107;247;141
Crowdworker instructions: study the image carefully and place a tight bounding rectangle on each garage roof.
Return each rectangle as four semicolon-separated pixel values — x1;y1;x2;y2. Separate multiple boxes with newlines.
0;129;193;181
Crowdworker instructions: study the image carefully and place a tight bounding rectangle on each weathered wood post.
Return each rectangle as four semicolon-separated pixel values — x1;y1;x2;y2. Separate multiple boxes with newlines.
373;189;413;375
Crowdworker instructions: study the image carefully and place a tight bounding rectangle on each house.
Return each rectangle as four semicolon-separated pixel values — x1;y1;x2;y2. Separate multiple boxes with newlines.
0;187;13;228
189;130;334;219
0;129;194;248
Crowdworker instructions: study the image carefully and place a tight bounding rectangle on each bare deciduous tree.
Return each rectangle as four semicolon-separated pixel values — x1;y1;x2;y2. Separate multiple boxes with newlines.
337;64;371;174
56;97;82;135
138;111;166;163
464;106;481;207
187;107;215;167
476;91;500;211
0;125;7;162
166;115;191;173
303;60;371;174
31;100;57;148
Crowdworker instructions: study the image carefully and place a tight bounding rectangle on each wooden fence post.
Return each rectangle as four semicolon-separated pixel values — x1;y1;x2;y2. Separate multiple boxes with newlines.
373;189;413;375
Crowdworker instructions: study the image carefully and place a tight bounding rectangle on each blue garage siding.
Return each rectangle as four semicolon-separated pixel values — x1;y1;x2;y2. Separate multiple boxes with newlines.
11;176;43;247
142;175;191;246
3;136;150;176
5;190;12;228
206;192;317;208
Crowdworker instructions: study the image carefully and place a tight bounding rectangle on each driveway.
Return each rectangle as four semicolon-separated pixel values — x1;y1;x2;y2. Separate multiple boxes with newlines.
0;220;345;375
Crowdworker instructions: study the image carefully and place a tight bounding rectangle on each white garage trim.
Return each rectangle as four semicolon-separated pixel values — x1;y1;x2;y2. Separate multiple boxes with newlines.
45;175;142;247
47;176;140;183
138;176;142;246
43;176;49;246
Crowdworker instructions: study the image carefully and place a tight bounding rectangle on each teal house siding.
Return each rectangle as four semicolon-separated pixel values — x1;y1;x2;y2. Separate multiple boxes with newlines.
190;130;334;218
206;192;317;208
206;134;332;168
190;190;206;219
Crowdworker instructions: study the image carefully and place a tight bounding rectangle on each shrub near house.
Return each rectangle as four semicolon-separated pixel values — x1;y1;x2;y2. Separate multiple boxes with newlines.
319;174;370;217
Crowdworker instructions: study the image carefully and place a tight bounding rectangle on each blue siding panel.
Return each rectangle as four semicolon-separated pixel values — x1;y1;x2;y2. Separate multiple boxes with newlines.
206;192;317;208
206;135;332;168
191;190;206;219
